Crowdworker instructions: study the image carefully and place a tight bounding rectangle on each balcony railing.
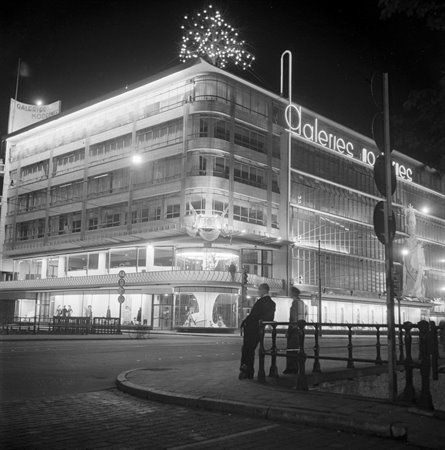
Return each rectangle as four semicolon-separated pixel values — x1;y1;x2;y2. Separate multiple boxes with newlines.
0;270;285;293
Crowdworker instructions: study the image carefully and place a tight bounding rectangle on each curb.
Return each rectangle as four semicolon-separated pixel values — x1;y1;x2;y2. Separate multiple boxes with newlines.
116;369;407;442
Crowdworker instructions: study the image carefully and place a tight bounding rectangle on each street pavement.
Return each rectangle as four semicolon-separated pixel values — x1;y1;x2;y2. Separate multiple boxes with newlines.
1;388;421;449
0;332;392;402
1;332;443;449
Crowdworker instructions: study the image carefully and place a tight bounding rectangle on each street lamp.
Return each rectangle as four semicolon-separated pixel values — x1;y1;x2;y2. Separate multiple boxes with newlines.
35;99;43;106
132;153;143;165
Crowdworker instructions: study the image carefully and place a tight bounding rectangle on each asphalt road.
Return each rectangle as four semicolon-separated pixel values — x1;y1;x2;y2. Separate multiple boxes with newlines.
0;335;241;401
0;335;422;449
0;334;398;402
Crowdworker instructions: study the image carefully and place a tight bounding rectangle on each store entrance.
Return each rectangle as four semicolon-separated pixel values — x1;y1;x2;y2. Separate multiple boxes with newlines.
152;294;173;330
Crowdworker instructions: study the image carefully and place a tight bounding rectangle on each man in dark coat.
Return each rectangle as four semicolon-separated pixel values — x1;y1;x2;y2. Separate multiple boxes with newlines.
284;286;305;374
239;283;276;380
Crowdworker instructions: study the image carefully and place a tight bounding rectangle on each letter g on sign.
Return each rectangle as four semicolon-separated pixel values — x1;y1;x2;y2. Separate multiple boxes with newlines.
284;104;302;133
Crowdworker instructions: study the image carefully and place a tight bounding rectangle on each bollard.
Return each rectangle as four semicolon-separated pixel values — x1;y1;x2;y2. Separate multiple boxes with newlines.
399;322;415;404
430;321;439;381
347;325;354;369
257;321;266;383
269;323;279;378
418;320;434;410
312;323;321;373
296;320;308;390
375;325;382;365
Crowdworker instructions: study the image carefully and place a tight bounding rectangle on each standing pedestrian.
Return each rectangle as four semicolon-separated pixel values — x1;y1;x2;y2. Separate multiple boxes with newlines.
228;262;237;282
284;287;305;374
239;283;275;380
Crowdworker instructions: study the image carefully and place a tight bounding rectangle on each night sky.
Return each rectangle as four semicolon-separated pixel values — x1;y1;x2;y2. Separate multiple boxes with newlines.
1;0;442;165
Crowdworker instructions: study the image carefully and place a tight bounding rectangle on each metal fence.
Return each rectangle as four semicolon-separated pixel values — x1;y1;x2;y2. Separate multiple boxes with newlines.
0;316;152;336
258;320;443;409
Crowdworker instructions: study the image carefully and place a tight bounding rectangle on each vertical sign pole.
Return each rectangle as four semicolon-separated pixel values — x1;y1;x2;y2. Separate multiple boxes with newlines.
118;303;122;334
15;58;21;100
383;73;397;402
281;50;292;296
318;239;322;336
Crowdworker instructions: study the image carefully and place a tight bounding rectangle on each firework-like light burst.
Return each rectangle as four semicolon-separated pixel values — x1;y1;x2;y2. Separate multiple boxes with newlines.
179;4;255;70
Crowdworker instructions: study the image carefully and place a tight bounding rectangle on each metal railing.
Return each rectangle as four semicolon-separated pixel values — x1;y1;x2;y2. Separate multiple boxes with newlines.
0;316;151;335
0;270;285;292
258;320;442;408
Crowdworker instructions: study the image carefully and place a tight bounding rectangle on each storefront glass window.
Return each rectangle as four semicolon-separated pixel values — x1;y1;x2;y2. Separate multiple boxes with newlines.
68;254;88;271
175;248;239;271
137;248;146;271
110;248;137;269
174;291;238;328
153;247;174;267
47;258;59;278
88;253;99;270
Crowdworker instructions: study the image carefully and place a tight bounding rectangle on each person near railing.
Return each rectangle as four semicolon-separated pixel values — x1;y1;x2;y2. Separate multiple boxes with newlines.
283;287;305;374
239;283;275;380
440;320;445;353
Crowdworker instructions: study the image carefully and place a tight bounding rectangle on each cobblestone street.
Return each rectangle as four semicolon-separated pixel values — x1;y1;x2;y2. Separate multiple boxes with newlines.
1;389;419;449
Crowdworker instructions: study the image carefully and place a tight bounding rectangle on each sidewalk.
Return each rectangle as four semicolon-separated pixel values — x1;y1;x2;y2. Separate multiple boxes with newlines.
116;359;445;449
0;330;241;341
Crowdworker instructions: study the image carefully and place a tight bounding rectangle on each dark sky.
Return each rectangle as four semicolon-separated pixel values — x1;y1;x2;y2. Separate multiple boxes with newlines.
1;0;442;163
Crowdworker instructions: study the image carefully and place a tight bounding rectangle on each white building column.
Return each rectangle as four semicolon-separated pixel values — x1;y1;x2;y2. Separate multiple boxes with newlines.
98;251;107;274
146;245;154;271
40;258;47;279
57;257;66;278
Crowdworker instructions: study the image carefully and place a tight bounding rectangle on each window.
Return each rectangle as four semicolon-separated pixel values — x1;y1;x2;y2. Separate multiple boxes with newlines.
110;248;137;269
72;216;82;233
234;125;266;153
89;134;131;158
214;157;229;178
88;210;99;230
166;204;180;218
242;249;272;277
215;120;231;141
199;118;209;137
46;258;59;278
54;148;85;172
21;161;49;179
137;248;147;269
137;119;183;147
154;247;173;267
88;253;99;270
68;254;88;271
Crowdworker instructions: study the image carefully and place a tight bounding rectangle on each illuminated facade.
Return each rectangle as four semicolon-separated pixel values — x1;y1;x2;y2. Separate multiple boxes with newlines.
1;59;444;329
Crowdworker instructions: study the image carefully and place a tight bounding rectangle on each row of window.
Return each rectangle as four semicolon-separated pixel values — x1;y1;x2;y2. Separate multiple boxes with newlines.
188;153;280;193
292;207;385;261
293;248;386;294
13;151;281;216
194;75;269;118
291;172;445;246
291;139;445;221
137;118;183;147
9;193;278;242
192;115;281;158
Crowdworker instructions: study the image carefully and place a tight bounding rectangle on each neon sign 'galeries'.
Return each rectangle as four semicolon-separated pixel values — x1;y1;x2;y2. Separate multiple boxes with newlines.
285;103;413;182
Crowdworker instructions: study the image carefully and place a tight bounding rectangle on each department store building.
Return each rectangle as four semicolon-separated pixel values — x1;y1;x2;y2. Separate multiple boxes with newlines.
1;59;444;330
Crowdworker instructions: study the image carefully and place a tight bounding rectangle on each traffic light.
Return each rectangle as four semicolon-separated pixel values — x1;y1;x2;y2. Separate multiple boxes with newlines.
242;268;248;286
392;265;403;299
373;155;397;245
